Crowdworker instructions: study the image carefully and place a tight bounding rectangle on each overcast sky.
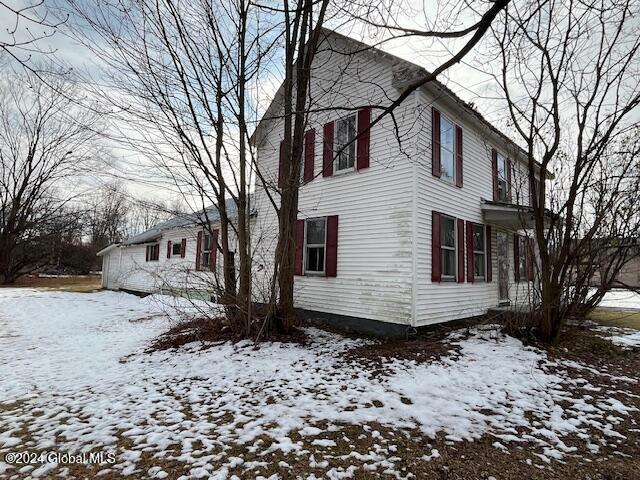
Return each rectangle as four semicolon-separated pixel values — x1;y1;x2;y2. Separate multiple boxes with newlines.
0;0;572;207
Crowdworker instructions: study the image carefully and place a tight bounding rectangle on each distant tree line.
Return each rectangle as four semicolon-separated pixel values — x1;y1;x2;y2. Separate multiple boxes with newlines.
0;66;180;282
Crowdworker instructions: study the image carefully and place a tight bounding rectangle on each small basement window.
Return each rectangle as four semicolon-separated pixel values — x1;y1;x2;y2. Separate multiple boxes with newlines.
441;215;456;279
305;218;326;274
335;114;356;172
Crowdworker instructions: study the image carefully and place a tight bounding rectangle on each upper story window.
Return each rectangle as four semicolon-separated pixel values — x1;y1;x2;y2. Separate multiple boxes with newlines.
441;215;457;279
305;218;326;274
172;242;182;256
335;115;356;172
497;152;508;202
472;224;486;280
440;115;455;182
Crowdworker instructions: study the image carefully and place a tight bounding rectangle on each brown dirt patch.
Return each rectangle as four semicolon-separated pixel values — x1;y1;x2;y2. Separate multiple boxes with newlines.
3;274;102;292
149;316;308;351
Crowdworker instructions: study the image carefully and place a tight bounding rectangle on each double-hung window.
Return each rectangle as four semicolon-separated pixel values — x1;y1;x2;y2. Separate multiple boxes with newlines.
146;244;159;262
305;218;326;274
335;115;356;172
472;224;486;280
201;233;213;271
518;236;527;279
172;242;182;256
440;115;455;182
497;153;508;202
441;215;457;279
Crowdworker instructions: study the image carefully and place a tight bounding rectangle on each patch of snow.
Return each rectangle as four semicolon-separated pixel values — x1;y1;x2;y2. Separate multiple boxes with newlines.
0;288;636;478
592;288;640;310
609;331;640;348
310;439;336;447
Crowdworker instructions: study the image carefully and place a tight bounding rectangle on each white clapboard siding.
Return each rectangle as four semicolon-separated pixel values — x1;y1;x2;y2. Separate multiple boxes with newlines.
413;88;536;326
103;222;243;296
252;33;416;325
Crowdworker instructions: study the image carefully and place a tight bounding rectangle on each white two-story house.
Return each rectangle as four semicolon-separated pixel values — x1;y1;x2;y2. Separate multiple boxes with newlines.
249;28;545;336
98;28;545;336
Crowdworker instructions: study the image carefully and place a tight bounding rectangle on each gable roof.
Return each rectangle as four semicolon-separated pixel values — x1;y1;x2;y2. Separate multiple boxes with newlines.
121;196;247;246
251;28;550;177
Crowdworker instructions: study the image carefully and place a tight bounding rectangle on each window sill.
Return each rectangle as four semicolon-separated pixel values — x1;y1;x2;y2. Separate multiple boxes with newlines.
303;272;325;277
332;166;357;177
435;176;457;188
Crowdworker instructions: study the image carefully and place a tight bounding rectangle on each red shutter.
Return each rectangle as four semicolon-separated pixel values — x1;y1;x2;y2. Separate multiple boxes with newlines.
527;238;535;281
357;108;371;170
455;125;463;188
145;245;149;262
506;159;512;202
485;226;492;282
155;244;160;261
513;234;520;282
323;121;334;177
195;231;203;271
492;148;499;201
294;219;304;276
466;221;474;283
167;241;172;259
457;218;465;283
210;229;219;272
180;238;186;258
303;129;315;183
431;211;441;282
325;215;339;277
432;108;441;178
278;140;285;188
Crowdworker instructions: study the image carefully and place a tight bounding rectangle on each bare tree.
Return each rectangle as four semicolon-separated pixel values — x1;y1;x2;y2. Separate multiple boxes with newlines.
58;0;269;331
0;67;103;283
267;0;511;333
60;0;510;338
489;0;640;340
1;0;65;69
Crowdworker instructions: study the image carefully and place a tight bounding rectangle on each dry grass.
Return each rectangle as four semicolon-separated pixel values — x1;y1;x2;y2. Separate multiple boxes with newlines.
3;275;102;293
587;307;640;330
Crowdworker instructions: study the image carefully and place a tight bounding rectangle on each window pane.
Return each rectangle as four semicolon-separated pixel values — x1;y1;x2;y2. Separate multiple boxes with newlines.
306;246;325;272
441;149;454;180
306;219;325;245
474;253;485;277
173;243;181;255
497;154;507;181
441;216;456;248
498;179;507;201
440;117;454;151
336;115;356;170
202;252;210;269
519;238;527;274
442;249;456;277
473;225;484;252
203;234;212;251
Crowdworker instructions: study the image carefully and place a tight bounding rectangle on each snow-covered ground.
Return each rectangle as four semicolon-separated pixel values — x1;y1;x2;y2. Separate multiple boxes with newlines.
597;289;640;309
0;289;638;479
